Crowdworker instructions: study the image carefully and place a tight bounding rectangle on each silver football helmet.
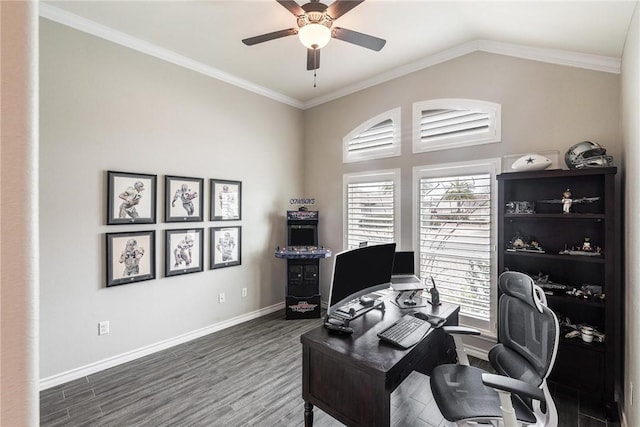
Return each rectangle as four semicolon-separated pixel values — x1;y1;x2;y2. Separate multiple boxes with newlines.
565;141;613;169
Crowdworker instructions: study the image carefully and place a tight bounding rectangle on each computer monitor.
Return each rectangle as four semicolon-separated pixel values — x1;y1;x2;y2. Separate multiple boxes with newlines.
392;251;415;276
327;243;396;315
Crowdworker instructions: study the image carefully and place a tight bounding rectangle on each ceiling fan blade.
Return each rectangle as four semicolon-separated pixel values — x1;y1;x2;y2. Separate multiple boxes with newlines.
277;0;305;16
326;0;364;19
332;27;386;51
307;48;320;70
242;28;297;46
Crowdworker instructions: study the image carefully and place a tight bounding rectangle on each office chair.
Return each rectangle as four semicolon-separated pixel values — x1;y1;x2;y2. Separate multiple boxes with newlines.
430;271;560;427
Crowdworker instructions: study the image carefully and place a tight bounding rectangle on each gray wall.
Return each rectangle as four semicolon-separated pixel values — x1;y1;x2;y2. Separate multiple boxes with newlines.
39;20;303;379
303;51;622;301
622;3;640;426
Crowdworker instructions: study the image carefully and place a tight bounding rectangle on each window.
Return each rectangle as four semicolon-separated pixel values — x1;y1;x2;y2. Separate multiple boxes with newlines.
343;108;401;163
344;169;400;250
413;99;501;153
413;159;500;334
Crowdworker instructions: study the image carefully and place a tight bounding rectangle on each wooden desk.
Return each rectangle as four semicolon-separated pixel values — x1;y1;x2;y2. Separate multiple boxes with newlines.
300;296;459;427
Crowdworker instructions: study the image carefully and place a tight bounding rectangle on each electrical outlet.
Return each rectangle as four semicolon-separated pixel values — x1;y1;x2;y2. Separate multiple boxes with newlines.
219;293;226;303
242;288;247;297
98;321;110;336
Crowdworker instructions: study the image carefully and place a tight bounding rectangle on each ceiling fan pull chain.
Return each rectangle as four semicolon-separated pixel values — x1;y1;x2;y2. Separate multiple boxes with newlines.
314;69;317;88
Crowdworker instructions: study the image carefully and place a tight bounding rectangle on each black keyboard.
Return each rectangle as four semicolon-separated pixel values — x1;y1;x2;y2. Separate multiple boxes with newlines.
377;313;431;349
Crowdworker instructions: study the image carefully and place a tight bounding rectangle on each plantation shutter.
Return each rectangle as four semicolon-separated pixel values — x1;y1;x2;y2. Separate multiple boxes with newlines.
413;99;501;153
346;119;394;155
418;109;491;142
418;173;492;321
346;180;395;249
343;108;401;163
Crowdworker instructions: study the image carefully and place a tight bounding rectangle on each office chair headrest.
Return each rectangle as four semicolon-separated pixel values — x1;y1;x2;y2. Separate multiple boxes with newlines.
499;271;544;313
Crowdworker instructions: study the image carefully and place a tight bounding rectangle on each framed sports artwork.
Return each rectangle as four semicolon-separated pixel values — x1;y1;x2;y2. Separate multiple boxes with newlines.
165;228;204;277
106;230;156;287
107;171;157;225
210;226;241;269
210;179;242;221
165;175;204;222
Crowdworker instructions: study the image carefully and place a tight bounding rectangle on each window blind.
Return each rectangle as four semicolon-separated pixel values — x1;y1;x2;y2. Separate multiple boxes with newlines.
347;119;395;154
418;109;491;142
343;108;401;163
346;180;395;249
412;99;501;153
418;174;492;321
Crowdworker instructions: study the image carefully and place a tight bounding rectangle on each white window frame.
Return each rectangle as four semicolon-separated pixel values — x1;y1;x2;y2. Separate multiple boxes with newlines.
343;108;401;163
412;99;501;153
413;158;501;336
343;169;401;251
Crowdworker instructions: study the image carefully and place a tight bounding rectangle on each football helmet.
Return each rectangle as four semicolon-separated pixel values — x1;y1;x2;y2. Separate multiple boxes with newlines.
565;141;613;169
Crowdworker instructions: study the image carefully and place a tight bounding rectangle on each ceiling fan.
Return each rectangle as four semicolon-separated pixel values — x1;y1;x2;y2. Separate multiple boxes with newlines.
242;0;386;71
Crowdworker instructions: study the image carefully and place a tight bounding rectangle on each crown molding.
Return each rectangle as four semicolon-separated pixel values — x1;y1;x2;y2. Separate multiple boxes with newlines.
38;3;305;109
302;39;621;109
39;3;621;111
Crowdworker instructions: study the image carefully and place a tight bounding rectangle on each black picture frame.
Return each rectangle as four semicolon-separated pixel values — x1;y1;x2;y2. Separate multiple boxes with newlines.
165;175;204;222
107;171;157;225
106;230;156;287
210;226;241;269
165;228;204;277
210;179;242;221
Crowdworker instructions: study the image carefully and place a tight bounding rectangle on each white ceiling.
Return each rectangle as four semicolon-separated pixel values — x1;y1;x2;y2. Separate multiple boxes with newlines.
40;1;637;109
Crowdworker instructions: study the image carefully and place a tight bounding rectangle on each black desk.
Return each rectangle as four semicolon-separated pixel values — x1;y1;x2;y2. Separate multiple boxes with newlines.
300;295;459;427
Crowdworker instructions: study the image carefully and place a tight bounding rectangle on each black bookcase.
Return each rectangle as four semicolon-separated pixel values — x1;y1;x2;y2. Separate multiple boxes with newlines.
497;167;620;416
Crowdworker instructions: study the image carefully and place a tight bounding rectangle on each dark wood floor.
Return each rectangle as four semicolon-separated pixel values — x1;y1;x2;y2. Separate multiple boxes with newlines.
40;309;619;426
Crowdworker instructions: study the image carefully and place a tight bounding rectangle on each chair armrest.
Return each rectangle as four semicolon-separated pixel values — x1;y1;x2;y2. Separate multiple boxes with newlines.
442;326;481;336
481;373;545;402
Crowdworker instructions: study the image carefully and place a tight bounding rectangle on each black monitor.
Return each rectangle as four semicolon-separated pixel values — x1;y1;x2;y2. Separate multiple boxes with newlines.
392;251;415;276
288;224;318;247
327;243;396;315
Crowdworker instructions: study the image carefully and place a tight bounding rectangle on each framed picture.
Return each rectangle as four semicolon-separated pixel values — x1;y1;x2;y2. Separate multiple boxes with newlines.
210;179;242;221
165;175;204;222
165;228;204;277
106;230;155;287
210;226;241;269
107;171;157;225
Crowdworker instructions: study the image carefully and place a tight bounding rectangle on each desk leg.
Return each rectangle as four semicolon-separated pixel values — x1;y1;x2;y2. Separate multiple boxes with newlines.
304;401;314;427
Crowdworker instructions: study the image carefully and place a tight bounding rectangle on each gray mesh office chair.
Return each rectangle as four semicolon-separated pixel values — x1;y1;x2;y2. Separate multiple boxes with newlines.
430;271;560;427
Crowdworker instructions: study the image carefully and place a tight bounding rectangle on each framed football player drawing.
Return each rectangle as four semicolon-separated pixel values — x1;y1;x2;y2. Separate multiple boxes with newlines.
107;171;157;225
106;230;156;287
210;226;241;269
165;175;204;222
210;179;242;221
165;228;204;277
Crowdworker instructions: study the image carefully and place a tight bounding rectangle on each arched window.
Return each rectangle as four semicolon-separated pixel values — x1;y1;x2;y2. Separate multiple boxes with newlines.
413;99;501;153
343;108;401;163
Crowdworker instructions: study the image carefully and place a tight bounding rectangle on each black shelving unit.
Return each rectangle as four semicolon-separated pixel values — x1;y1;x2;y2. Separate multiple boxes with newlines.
497;167;620;418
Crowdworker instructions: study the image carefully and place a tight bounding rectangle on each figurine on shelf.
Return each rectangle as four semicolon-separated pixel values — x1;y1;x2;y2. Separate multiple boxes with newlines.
559;238;602;257
562;189;572;213
506;233;545;253
537;190;600;213
509;233;524;250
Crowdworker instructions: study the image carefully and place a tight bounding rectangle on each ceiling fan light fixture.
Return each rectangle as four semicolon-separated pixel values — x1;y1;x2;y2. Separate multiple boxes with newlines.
298;23;331;49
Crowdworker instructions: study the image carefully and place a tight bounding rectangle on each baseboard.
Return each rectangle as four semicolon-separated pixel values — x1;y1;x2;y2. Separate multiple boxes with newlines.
39;302;285;391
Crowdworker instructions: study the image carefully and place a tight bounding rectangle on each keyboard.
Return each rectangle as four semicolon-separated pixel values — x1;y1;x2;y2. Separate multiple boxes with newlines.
377;313;431;349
